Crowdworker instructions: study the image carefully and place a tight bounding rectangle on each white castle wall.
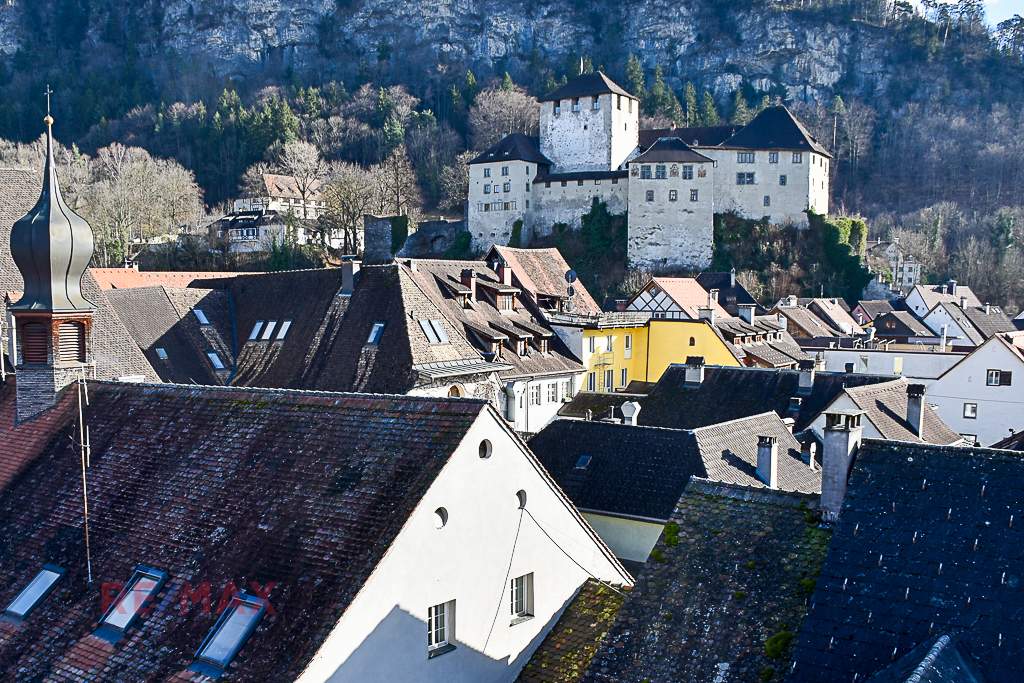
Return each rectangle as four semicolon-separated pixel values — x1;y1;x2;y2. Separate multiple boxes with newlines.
468;160;536;251
539;93;638;173
528;178;627;239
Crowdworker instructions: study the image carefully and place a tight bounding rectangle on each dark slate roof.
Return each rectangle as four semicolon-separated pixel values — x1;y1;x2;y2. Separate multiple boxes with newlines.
856;300;896;322
638;365;894;431
696;271;761;315
528;413;818;521
874;310;935;339
516;579;626;683
960;304;1016;341
839;379;963;445
790;440;1024;683
541;72;635;102
557;391;647;421
0;381;487;680
208;209;290;231
534;169;629;183
0;169;41;295
629;137;713;164
581;480;828;683
721;105;832;156
469;133;552;166
106;286;231;385
867;634;986;683
991;429;1024;451
743;340;810;368
638;125;741;148
0;378;76;493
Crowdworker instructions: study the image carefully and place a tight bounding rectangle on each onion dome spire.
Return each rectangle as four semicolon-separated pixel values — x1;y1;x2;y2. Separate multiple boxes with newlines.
9;86;95;312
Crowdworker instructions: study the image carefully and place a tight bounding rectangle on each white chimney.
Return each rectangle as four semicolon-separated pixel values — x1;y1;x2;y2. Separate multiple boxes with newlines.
782;417;796;433
797;359;815;395
757;435;779;489
821;411;864;522
684;356;705;386
698;307;717;325
939;324;948;352
959;295;967;309
708;288;719;308
341;258;360;296
738;304;756;324
947;279;957;295
730;267;736;288
620;400;642;426
907;383;926;438
801;441;817;470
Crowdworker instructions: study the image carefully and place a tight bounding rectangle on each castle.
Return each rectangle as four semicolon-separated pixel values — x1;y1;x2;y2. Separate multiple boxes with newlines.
467;72;832;270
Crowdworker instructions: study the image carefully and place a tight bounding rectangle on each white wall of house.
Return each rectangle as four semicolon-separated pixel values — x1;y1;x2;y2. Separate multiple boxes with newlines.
581;512;664;563
626;160;714;270
297;408;631;683
811;348;965;381
504;373;583;434
234;195;323;220
927;337;1024;446
468;160;536;252
922;304;977;346
224;222;307;254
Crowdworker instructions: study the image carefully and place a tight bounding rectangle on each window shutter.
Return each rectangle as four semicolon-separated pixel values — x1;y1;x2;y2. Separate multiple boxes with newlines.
57;322;86;363
1001;371;1013;386
20;322;48;363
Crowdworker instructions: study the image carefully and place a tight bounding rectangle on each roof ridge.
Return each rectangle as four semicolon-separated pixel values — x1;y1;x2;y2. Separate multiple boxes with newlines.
862;438;1024;460
685;477;818;507
690;410;788;432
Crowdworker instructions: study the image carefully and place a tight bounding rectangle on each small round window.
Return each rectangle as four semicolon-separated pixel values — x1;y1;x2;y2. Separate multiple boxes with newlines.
434;507;448;529
516;489;527;509
479;439;493;459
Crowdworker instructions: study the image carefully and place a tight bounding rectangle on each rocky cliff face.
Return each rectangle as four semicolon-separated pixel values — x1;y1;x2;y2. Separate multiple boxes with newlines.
0;0;914;104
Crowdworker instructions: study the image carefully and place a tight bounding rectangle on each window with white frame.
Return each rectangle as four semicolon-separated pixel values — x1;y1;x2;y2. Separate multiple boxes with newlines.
640;165;652;179
737;152;755;163
588;336;596;353
501;166;509;176
484;168;491;178
605;335;613;351
655;165;667;179
624;334;632;358
963;403;978;419
503;181;511;192
779;174;787;186
510;573;534;621
645;190;654;202
587;372;596;391
427;601;454;654
690;189;699;201
986;369;1012;386
682;165;693;180
669;189;678;202
529;385;541;405
737;172;755;185
484;184;491;194
547;383;557;403
561;379;571;399
620;368;628;387
769;151;779;164
604;369;613;392
792;152;803;163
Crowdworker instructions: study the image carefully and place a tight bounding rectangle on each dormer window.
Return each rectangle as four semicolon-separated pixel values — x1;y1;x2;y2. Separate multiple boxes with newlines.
539;338;549;354
97;566;166;641
499;295;514;312
189;592;267;677
4;565;64;620
553;102;560;115
516;340;527;356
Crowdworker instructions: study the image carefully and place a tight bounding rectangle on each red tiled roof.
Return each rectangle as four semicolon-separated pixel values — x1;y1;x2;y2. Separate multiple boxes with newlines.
649;277;730;319
89;268;244;290
491;246;601;315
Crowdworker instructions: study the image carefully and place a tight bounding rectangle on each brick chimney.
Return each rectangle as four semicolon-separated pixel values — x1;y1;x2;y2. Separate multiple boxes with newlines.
821;410;864;522
946;279;957;295
497;258;513;286
684;356;705;386
907;383;926;438
460;269;477;303
738;304;756;324
756;435;779;489
797;359;816;395
620;400;642;426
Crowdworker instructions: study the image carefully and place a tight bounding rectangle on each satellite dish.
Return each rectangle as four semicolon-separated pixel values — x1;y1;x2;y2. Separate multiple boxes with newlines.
565;269;577;284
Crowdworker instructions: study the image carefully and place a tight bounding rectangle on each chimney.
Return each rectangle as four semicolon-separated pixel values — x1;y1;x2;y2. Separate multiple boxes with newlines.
946;279;957;295
756;435;779;489
461;269;477;303
498;259;512;286
405;258;417;272
782;417;796;433
797;359;815;395
787;396;803;419
684;356;705;386
708;288;719;308
614;299;627;312
738;304;756;324
584;409;593;421
959;295;966;309
907;383;926;438
697;307;717;325
821;411;864;521
729;267;736;288
984;302;991;315
867;327;876;342
621;400;642;426
340;258;360;296
939;324;948;352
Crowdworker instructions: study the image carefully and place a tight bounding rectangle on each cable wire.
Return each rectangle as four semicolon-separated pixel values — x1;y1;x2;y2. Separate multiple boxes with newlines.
483;507;523;653
524;508;627;597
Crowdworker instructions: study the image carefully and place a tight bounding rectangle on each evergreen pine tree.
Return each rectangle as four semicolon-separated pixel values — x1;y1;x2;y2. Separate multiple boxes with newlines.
684;82;699;126
702;91;721;126
625;54;646;102
730;90;753;125
500;72;514;91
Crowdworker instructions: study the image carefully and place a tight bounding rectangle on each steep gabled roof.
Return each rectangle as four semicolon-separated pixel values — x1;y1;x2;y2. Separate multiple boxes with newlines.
696;271;760;313
855;299;895;322
90;268;242;290
992;429;1024;451
635;277;730;319
790;440;1024;683
0;381;486;680
911;283;982;311
629;137;714;164
773;305;843;338
837;379;962;445
541;71;635;102
468;133;552;166
873;310;935;338
720;105;832;156
259;172;322;200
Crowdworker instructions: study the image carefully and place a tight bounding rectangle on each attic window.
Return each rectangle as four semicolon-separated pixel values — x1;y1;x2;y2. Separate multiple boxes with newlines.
574;454;592;470
207;352;226;370
189;592;267;677
261;321;278;340
155;348;168;360
4;565;63;619
367;322;386;345
98;566;166;638
194;309;210;325
419;319;450;345
248;321;264;340
276;320;292;340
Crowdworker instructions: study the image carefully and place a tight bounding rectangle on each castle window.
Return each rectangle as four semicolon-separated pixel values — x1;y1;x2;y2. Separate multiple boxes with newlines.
577;180;583;186
526;183;530;192
553;102;560;115
483;204;490;212
484;184;491;194
484;168;491;178
682;165;693;180
769;152;779;164
592;97;600;110
691;189;699;201
611;178;619;184
645;190;654;202
583;124;588;131
526;200;530;208
737;152;755;164
792;152;803;163
655;165;667;179
764;195;771;207
561;180;567;187
57;321;86;363
594;179;601;185
780;175;787;186
669;190;678;202
737;172;755;185
617;95;622;110
571;98;580;112
504;182;511;192
545;182;551;188
640;165;652;179
628;99;633;113
501;166;509;176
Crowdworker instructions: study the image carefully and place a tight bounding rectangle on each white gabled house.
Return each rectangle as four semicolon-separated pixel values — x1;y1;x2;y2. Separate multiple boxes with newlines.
927;332;1024;446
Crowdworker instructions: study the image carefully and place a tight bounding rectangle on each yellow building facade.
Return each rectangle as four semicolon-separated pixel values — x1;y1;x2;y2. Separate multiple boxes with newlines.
577;318;739;392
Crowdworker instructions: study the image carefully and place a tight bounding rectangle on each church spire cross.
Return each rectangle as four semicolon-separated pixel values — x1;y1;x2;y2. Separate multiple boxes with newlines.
44;84;54;127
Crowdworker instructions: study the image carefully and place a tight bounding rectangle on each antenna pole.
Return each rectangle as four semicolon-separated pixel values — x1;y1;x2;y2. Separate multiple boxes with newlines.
77;377;93;584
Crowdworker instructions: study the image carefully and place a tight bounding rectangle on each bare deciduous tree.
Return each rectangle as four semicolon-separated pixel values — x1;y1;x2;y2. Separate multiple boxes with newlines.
468;85;539;150
275;140;327;220
438;151;475;211
320;161;378;253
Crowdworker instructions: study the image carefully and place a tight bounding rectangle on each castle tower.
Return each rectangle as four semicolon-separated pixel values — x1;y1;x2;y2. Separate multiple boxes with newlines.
538;72;639;174
9;105;96;421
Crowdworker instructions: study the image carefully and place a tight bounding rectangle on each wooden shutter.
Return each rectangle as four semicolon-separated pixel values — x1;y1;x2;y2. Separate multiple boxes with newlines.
20;322;48;363
1001;371;1013;386
57;322;85;363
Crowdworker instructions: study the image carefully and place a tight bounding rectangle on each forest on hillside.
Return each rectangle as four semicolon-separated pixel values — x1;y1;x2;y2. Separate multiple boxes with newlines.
0;0;1021;307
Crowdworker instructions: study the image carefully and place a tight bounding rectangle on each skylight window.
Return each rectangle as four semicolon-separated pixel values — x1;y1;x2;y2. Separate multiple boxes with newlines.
4;565;63;619
574;454;592;470
207;352;225;370
276;320;292;340
260;321;277;340
367;322;385;345
98;566;166;639
194;309;210;325
419;319;450;345
155;348;168;360
189;592;267;677
248;321;264;340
